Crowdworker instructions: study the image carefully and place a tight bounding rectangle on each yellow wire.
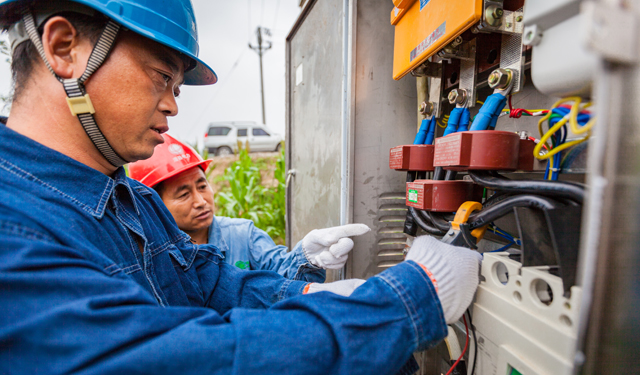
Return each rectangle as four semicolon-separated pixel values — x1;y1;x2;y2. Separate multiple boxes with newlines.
533;114;590;161
568;99;596;134
536;97;581;149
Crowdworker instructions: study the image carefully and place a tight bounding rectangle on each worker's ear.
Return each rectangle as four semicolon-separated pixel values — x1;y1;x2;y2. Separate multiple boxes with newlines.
40;16;93;79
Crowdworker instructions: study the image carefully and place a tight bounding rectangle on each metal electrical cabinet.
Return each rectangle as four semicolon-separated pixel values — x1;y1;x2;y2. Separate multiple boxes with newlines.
287;0;640;373
286;0;419;280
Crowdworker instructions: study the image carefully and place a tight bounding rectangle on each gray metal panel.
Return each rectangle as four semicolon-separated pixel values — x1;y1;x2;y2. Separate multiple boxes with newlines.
286;0;344;247
347;0;419;280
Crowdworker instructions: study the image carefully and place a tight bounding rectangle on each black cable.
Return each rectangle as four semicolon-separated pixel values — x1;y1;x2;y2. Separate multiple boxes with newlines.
481;190;513;208
468;170;585;204
415;210;452;233
444;170;458;181
468;194;559;229
408;207;447;235
466;310;477;375
433;166;445;181
426;211;451;232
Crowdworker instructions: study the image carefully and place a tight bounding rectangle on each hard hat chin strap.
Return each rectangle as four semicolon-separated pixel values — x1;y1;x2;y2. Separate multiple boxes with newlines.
22;12;128;167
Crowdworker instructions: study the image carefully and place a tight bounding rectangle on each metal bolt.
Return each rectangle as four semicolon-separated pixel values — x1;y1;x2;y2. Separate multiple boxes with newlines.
516;15;523;22
487;68;513;90
505;22;512;28
485;5;504;27
419;102;434;116
448;89;468;105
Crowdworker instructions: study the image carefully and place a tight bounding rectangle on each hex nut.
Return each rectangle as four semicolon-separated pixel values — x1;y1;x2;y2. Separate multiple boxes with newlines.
419;102;434;116
485;5;504;26
448;89;467;105
488;69;513;90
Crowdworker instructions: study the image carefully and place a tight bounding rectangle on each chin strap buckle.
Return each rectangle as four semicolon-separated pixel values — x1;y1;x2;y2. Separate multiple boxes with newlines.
66;94;96;116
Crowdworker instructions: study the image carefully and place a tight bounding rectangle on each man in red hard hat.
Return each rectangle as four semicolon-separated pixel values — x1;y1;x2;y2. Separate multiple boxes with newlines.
0;0;482;373
130;134;365;283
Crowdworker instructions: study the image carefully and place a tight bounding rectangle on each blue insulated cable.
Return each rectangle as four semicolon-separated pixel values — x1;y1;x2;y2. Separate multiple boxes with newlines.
414;118;430;144
458;108;471;132
425;117;437;145
444;107;464;136
469;93;508;131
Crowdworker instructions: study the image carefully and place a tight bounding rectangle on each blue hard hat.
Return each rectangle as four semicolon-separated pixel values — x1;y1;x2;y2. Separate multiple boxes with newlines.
0;0;217;85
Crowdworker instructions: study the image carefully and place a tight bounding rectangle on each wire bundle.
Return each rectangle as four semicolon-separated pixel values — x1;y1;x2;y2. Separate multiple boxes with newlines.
533;97;594;181
487;223;521;252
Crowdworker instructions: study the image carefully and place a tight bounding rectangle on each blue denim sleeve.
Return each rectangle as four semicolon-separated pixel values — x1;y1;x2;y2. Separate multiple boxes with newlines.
0;231;446;374
248;223;326;283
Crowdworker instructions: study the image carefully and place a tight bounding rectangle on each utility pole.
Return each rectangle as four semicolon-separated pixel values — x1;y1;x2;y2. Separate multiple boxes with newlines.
249;26;272;125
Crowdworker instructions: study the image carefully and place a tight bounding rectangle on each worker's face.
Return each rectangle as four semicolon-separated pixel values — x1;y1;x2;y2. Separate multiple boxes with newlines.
85;31;186;162
159;167;215;235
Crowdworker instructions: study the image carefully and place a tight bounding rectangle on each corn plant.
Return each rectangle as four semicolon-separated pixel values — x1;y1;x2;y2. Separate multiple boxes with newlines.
214;145;286;244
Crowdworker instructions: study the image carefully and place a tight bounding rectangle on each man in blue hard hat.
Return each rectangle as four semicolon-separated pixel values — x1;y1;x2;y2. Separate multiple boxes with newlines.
0;0;483;373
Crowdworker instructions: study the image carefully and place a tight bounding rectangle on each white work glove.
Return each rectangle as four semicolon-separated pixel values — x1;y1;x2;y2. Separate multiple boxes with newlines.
304;279;366;297
302;224;371;269
405;236;483;324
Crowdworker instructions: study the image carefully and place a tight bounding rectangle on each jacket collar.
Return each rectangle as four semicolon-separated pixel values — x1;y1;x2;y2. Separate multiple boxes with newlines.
207;216;230;254
0;122;139;219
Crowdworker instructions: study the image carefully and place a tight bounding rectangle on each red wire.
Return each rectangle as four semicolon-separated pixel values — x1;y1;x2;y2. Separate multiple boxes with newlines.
507;95;550;118
528;136;548;151
445;315;470;375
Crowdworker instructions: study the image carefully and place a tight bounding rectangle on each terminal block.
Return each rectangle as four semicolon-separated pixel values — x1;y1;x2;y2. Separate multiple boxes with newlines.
406;180;482;212
433;131;535;171
389;144;435;171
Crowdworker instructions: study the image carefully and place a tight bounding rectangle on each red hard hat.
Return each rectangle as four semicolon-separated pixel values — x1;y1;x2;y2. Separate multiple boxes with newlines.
129;134;212;188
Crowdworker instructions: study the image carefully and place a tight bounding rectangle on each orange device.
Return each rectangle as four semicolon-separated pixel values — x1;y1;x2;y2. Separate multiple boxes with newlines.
391;0;483;80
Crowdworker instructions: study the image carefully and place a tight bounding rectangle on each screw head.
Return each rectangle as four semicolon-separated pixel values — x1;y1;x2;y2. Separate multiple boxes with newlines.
488;72;500;85
448;89;467;105
448;90;458;104
419;102;434;116
488;68;513;90
516;15;523;22
494;8;504;18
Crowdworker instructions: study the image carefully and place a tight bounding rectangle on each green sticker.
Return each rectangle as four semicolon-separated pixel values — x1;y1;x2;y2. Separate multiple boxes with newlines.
408;189;418;203
235;261;250;270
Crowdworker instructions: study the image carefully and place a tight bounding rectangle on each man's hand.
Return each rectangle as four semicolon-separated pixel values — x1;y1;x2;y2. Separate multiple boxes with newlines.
302;224;370;269
405;236;483;324
303;279;366;297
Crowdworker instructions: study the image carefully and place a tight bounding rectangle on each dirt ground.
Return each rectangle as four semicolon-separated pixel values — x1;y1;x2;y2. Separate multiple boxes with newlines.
206;151;280;192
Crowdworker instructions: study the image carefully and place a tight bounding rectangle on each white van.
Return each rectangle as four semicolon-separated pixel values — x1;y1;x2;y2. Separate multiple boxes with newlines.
204;121;283;156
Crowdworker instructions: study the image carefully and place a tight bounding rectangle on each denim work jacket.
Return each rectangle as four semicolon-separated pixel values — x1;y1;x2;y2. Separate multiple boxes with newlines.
0;121;447;374
209;216;325;282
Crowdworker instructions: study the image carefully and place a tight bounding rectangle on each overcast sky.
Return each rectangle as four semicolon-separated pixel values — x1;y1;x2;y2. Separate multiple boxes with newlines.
0;0;302;145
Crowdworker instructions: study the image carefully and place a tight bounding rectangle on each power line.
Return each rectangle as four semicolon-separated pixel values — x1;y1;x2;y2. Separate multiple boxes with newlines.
272;0;281;29
186;49;248;136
